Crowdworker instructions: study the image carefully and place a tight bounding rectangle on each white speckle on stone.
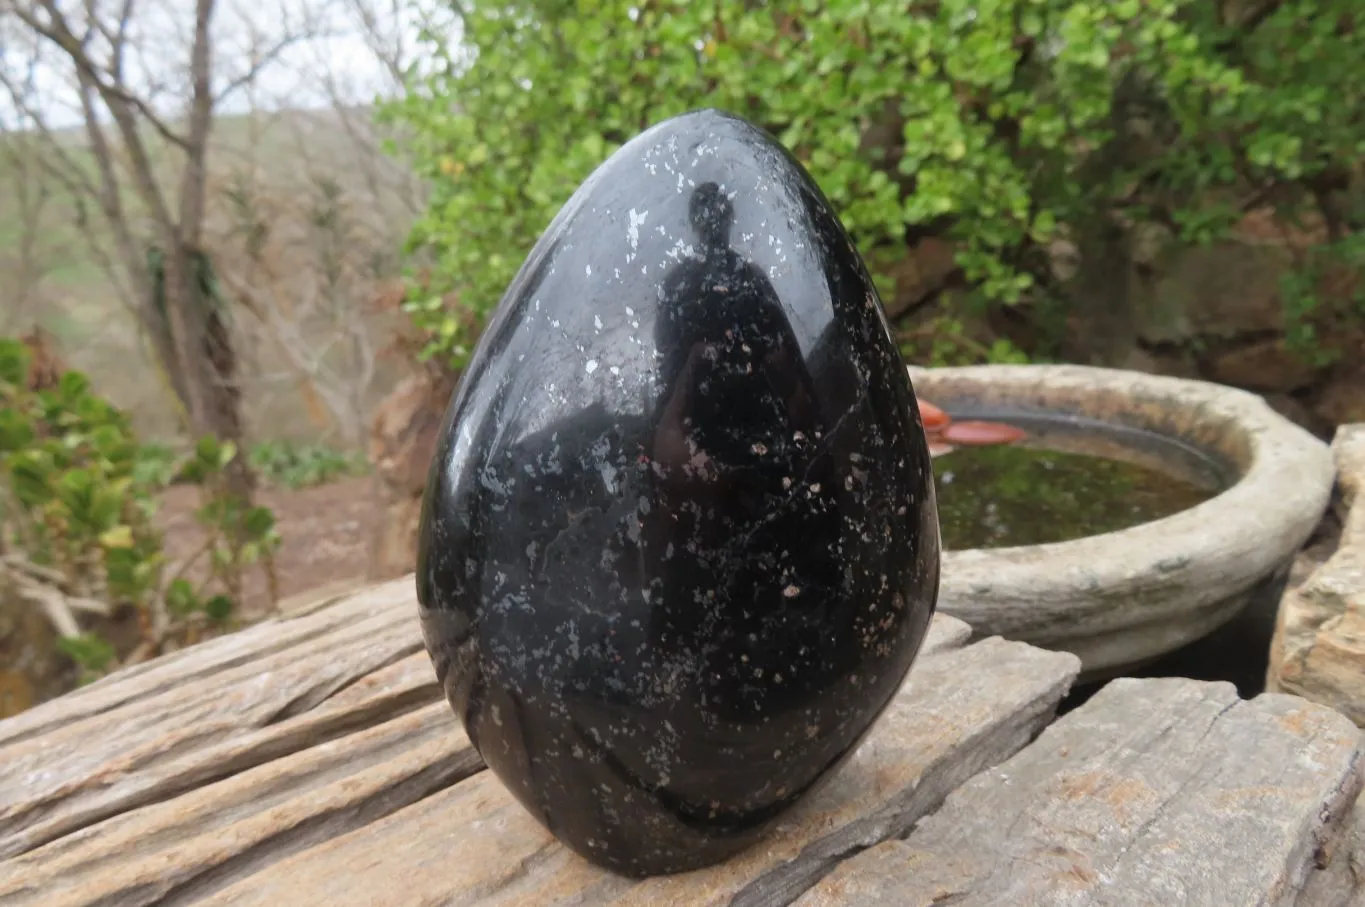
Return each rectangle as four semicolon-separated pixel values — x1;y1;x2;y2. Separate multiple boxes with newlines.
594;314;603;330
585;359;599;374
783;584;801;598
585;264;592;276
627;208;648;250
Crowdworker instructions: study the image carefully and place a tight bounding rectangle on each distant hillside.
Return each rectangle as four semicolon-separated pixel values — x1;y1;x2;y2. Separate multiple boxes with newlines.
1;104;422;443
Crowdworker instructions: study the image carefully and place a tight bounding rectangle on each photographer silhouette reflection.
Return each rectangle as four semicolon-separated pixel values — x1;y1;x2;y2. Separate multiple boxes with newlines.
626;182;853;825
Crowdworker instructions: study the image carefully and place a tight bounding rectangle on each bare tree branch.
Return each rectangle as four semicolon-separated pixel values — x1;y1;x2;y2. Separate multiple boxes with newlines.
108;0;136;83
12;0;190;151
178;0;215;247
214;29;316;106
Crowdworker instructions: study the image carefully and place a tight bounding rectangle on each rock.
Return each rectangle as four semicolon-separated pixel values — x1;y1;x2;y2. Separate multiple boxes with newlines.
1313;364;1365;429
1265;392;1332;438
882;237;958;318
1209;337;1322;393
366;369;457;579
1132;239;1292;344
1113;343;1206;381
795;678;1365;907
1339;425;1365;528
1269;425;1365;725
416;109;941;877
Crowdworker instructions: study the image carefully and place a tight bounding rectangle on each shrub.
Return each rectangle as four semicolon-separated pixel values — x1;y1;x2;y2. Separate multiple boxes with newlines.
0;337;280;680
248;440;370;490
383;0;1364;366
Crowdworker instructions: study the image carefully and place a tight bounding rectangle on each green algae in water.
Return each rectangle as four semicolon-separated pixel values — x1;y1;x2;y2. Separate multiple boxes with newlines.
934;443;1221;551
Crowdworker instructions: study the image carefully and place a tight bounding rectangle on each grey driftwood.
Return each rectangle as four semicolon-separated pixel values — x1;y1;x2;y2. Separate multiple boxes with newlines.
0;578;1360;907
795;677;1364;907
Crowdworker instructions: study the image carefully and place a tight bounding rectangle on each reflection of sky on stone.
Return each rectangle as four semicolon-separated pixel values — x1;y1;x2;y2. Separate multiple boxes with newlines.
506;248;665;445
506;134;838;448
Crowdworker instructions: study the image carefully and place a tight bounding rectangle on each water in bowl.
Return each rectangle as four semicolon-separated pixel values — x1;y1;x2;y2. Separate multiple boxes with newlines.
931;412;1231;551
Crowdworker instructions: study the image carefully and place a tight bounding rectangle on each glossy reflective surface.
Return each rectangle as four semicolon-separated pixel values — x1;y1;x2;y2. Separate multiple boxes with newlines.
417;109;940;877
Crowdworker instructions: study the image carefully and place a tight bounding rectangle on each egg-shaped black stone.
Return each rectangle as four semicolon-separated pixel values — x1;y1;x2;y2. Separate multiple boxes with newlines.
416;109;940;877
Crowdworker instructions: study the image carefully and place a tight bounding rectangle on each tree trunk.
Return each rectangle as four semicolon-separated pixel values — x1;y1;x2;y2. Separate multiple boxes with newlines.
160;242;255;501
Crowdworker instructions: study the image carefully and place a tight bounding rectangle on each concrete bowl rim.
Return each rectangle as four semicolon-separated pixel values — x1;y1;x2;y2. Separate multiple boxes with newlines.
907;362;1335;635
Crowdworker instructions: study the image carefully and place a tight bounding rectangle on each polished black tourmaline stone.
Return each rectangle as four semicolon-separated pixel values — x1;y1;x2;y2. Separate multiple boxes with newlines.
416;109;940;877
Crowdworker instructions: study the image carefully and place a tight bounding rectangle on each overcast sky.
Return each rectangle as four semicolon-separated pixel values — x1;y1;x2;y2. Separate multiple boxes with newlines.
0;0;454;131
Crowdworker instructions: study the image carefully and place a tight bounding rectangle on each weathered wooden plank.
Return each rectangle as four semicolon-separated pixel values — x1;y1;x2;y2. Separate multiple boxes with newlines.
0;650;442;864
0;613;967;905
796;677;1365;907
0;608;971;906
0;598;426;859
0;702;479;906
0;611;961;862
0;577;413;749
191;630;1078;907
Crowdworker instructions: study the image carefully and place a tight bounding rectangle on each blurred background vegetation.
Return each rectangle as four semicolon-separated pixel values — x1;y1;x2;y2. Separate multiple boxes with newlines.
1;0;1362;713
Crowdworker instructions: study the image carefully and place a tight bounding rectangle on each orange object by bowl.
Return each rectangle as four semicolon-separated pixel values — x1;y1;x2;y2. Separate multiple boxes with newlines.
939;420;1027;446
917;400;951;430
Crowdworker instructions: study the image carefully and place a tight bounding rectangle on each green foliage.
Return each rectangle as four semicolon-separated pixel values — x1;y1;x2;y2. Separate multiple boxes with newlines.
1280;233;1365;366
384;0;1364;367
55;634;117;685
248;440;369;490
0;337;281;680
900;315;1033;366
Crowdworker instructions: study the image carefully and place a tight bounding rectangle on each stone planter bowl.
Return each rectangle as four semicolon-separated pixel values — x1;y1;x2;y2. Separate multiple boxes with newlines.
911;363;1335;682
